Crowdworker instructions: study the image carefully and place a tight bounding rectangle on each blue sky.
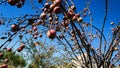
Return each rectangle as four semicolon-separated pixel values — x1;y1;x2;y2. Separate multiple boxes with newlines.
0;0;119;50
0;0;119;49
0;0;120;28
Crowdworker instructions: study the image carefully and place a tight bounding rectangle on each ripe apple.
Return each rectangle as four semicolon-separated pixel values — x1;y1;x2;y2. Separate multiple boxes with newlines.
49;17;53;22
55;25;60;31
6;48;12;52
45;3;50;8
54;0;62;6
34;35;37;39
47;29;56;39
21;0;25;4
77;17;83;23
50;4;56;10
19;34;23;39
0;65;2;68
16;3;22;8
2;64;8;68
72;16;77;21
53;6;61;14
68;11;75;18
28;18;34;25
70;5;76;10
11;24;19;32
34;31;39;35
8;0;16;6
4;58;9;63
17;47;23;52
39;33;42;37
15;0;21;3
38;0;42;3
33;26;37;31
40;12;46;20
20;44;25;48
0;53;3;57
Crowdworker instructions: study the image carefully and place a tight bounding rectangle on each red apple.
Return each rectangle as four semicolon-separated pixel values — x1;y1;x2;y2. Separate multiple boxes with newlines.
28;18;34;25
39;33;42;37
8;0;16;6
33;26;37;31
20;44;25;48
11;24;19;32
40;12;46;20
77;17;83;23
38;0;42;3
45;3;50;8
19;34;23;39
34;31;39;35
2;64;8;68
6;48;12;52
53;6;61;14
54;0;62;6
68;11;75;18
16;3;22;8
21;0;25;4
15;0;21;3
0;53;3;57
50;4;56;10
72;16;77;21
55;25;60;31
17;47;23;52
70;5;76;10
43;8;48;12
0;65;2;68
4;58;9;63
49;17;53;22
47;29;56;39
34;35;37;39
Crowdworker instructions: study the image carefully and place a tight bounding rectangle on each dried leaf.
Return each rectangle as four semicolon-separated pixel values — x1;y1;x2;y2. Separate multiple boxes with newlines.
34;42;40;46
0;36;7;39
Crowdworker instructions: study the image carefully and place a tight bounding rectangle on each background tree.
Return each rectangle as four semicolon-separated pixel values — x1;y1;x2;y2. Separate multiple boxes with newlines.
22;38;75;68
0;50;26;68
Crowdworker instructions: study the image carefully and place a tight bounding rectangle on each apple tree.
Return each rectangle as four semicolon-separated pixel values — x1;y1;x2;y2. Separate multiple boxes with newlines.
0;0;120;68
